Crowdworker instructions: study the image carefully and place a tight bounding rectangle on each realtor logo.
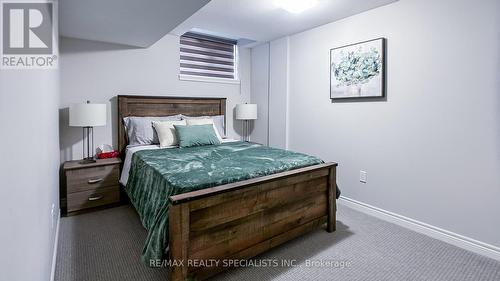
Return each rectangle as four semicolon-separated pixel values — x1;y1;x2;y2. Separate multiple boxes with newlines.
1;1;57;69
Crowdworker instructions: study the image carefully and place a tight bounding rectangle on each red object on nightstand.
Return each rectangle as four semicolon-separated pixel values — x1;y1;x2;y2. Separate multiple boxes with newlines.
97;151;120;159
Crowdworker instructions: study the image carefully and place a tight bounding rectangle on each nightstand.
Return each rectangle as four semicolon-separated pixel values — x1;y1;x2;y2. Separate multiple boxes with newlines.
62;158;122;215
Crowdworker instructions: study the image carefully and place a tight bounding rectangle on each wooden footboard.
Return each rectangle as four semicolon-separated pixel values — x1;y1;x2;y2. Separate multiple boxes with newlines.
169;162;337;281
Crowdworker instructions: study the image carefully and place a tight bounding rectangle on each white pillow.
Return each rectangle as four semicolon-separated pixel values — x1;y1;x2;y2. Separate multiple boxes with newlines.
185;118;223;142
123;115;182;146
152;120;186;147
182;115;226;138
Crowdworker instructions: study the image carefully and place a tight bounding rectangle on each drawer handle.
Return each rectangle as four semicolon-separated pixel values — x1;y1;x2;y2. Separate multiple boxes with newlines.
88;178;103;184
88;195;104;201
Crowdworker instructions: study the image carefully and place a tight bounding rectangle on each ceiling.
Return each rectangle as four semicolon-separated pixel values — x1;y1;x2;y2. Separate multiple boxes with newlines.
59;0;399;48
59;0;210;47
172;0;399;47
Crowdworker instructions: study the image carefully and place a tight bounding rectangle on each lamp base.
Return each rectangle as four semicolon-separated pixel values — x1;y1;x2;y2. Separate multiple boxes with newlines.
80;126;96;165
79;158;96;165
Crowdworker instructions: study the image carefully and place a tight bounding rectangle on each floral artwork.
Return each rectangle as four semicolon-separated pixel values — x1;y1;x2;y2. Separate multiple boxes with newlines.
330;38;385;99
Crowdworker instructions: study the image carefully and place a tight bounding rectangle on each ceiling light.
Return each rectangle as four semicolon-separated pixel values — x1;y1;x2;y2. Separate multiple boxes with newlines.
275;0;319;14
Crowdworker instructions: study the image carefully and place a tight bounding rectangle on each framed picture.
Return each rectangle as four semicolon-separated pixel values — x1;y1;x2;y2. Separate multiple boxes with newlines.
330;38;386;100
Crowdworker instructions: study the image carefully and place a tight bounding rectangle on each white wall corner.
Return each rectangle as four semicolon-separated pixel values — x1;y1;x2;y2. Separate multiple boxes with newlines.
284;36;290;150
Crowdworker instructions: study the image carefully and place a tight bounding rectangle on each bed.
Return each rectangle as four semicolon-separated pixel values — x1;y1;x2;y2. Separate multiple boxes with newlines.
118;95;338;281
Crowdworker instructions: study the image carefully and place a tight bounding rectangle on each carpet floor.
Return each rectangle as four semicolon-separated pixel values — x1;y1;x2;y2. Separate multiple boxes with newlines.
54;204;500;281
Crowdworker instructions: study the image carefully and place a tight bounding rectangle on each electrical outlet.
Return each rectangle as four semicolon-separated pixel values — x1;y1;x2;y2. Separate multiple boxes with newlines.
359;170;367;183
51;203;56;229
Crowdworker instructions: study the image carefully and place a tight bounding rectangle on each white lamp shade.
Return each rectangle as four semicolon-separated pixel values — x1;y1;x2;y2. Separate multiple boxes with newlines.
69;103;107;127
236;104;258;120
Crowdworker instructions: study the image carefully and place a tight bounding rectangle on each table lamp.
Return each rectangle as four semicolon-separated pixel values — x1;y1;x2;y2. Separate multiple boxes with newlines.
235;103;257;142
69;101;106;164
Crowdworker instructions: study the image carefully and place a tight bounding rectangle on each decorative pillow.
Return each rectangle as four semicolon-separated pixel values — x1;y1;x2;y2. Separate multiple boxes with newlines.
185;117;223;142
123;115;182;146
174;124;221;147
152;120;186;147
182;115;226;139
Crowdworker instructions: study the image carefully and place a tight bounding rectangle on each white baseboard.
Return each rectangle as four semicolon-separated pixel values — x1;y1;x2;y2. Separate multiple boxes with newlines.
50;209;61;281
338;196;500;261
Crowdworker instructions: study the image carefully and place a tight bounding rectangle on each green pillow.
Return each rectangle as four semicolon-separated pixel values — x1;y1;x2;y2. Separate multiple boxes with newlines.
174;124;221;148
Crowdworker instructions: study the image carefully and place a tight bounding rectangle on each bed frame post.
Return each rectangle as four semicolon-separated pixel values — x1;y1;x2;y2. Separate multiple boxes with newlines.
327;165;337;233
169;203;190;281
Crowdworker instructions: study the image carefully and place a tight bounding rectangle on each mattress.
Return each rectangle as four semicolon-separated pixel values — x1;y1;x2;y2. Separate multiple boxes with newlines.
120;138;240;186
123;141;324;264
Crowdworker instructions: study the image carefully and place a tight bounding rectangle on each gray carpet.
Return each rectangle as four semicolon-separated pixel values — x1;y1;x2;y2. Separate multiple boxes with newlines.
55;205;500;281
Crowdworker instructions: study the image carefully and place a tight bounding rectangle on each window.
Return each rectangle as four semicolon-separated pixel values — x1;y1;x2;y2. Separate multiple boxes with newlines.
180;32;238;81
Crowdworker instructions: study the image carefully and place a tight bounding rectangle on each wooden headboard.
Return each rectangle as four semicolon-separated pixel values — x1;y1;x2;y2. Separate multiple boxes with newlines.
117;95;226;154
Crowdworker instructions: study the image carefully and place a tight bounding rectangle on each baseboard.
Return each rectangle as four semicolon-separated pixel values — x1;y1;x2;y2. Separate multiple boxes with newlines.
50;209;61;281
338;196;500;261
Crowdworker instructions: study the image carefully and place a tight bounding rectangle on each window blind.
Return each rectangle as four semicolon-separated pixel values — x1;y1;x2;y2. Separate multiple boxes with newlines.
180;32;237;79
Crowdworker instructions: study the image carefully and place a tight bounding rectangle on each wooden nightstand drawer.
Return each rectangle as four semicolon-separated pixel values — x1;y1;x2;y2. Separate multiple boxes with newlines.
66;165;119;193
67;186;120;212
62;158;122;215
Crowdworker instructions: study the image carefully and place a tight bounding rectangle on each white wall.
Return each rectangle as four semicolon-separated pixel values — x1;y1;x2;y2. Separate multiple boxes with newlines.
0;71;60;281
0;4;60;281
59;34;251;162
250;43;269;145
251;39;291;148
268;37;289;149
252;0;500;248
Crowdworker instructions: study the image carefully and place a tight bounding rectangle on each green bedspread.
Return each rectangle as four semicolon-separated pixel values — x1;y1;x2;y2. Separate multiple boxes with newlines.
125;141;323;264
